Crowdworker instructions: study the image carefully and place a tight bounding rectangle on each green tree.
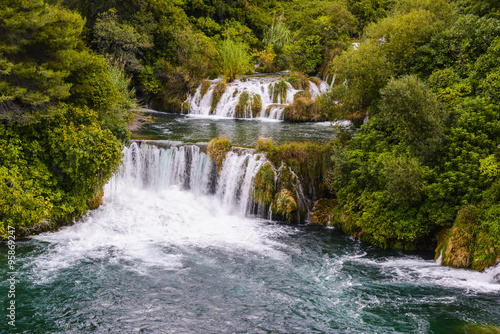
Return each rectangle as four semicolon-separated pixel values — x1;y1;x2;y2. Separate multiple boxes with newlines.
93;8;152;72
284;3;357;74
365;6;452;75
346;0;393;34
321;40;392;121
0;0;84;122
263;15;291;55
379;75;446;159
457;0;500;19
217;38;252;81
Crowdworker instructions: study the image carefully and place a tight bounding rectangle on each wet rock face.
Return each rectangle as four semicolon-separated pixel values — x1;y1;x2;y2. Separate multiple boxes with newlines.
272;188;298;220
494;273;500;283
436;205;476;269
310;198;338;226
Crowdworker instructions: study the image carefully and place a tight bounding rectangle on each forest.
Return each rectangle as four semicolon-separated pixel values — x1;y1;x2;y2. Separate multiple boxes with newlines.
1;0;499;270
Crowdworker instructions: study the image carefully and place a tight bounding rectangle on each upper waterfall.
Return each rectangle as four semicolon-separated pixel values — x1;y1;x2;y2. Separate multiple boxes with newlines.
184;75;329;120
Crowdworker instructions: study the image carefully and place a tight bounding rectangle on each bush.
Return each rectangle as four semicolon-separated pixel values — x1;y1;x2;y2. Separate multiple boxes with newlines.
0;104;122;238
379;75;446;159
217;39;252;82
207;137;232;172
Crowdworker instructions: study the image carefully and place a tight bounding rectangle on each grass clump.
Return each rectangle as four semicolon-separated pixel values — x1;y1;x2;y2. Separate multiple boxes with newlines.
284;96;324;122
253;164;276;206
210;81;227;114
287;71;310;91
310;77;321;88
200;80;211;98
235;91;250;118
207;137;232;172
269;80;288;104
251;94;262;117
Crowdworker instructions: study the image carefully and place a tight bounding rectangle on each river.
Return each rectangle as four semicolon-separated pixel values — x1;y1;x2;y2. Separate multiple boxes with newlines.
1;115;499;334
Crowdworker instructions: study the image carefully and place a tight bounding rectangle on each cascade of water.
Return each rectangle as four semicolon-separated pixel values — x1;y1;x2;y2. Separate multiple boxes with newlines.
105;142;216;197
106;142;268;217
216;150;267;215
186;76;329;120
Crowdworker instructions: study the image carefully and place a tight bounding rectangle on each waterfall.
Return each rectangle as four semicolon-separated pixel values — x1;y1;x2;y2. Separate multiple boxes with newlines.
185;76;329;120
105;141;266;216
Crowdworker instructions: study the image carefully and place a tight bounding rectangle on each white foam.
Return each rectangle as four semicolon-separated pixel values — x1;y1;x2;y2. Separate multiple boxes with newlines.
355;256;500;293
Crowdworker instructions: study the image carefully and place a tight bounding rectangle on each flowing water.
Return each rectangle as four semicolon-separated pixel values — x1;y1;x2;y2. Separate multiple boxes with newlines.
2;118;500;334
185;75;329;120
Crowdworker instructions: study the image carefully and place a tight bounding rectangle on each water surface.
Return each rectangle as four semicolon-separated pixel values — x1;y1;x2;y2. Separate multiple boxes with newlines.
133;112;338;147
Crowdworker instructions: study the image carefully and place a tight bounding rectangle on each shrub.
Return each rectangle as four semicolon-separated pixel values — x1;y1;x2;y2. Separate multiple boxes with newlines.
207;137;232;171
217;39;252;82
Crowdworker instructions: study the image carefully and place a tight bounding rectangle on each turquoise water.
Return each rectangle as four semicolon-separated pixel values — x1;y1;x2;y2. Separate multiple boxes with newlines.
133;112;338;146
1;116;499;334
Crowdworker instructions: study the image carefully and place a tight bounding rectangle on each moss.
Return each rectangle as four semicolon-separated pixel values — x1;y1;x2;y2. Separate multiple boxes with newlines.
256;136;275;152
471;228;498;271
287;76;301;90
232;89;238;98
200;80;211;98
252;164;275;206
258;140;334;199
294;90;312;100
87;188;104;210
310;76;321;88
284;96;324;122
310;198;338;226
287;71;310;91
207;137;232;172
251;94;262;117
270;80;288;104
436;205;477;269
235;91;250;118
235;92;262;118
271;188;298;222
210;81;227;114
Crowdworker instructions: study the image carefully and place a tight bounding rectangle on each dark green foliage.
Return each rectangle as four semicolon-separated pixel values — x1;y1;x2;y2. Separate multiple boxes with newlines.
322;40;392;121
379;75;446;159
414;14;500;77
67;51;120;112
458;0;500;19
347;0;393;34
283;2;357;73
0;1;132;238
0;0;84;122
0;105;122;237
93;9;152;72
